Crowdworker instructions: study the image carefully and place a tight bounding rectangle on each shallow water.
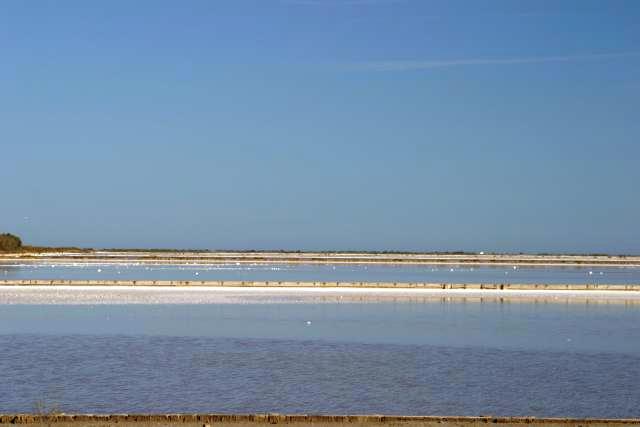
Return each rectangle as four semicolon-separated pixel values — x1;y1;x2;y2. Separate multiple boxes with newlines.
1;302;639;417
2;263;639;285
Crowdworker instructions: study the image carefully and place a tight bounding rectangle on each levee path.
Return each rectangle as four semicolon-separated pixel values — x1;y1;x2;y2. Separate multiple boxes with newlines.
1;280;640;304
1;414;639;427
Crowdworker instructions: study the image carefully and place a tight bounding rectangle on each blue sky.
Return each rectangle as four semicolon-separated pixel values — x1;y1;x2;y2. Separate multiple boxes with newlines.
1;0;639;253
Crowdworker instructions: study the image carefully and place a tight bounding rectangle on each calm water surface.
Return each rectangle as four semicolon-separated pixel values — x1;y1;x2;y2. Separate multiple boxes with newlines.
1;302;639;417
2;263;640;285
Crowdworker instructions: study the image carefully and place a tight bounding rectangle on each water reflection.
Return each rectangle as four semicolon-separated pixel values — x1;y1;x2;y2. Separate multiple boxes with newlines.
2;263;639;285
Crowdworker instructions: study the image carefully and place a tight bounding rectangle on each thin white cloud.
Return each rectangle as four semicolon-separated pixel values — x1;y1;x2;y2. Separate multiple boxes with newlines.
352;51;640;71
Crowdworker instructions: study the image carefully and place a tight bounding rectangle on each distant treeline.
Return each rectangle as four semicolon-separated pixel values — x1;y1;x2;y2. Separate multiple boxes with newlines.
0;233;22;251
0;233;87;253
20;245;89;253
1;235;633;257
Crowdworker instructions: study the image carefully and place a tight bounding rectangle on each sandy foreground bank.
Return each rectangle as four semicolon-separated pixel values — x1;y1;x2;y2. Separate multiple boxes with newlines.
1;284;640;304
1;414;639;427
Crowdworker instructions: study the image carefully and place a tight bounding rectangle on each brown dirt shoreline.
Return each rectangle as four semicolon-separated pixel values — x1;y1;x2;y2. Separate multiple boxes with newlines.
1;414;639;427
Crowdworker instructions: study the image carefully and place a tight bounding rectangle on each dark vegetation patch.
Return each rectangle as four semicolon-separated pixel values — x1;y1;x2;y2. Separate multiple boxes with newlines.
0;233;22;251
0;233;88;253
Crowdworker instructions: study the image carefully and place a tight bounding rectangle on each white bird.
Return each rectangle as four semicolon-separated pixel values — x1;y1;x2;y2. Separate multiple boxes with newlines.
306;321;312;325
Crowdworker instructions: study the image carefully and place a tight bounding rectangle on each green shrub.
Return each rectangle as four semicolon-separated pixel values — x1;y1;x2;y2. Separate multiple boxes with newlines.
0;233;22;251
